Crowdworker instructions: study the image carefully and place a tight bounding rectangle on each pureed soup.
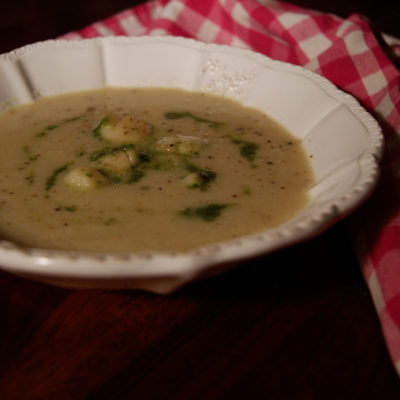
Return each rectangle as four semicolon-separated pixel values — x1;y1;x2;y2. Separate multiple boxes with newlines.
0;88;314;253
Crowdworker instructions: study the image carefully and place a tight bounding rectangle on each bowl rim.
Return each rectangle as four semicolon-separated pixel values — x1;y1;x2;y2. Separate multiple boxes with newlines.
0;35;384;284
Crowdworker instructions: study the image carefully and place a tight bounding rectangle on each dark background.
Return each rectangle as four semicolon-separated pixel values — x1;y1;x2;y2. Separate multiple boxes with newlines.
0;1;400;399
0;0;399;53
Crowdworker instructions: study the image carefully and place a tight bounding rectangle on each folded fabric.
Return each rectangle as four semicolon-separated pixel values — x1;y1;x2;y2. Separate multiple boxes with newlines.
62;0;400;375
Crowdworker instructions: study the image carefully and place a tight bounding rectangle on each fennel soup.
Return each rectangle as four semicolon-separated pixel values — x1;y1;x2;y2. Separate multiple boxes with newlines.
0;88;314;252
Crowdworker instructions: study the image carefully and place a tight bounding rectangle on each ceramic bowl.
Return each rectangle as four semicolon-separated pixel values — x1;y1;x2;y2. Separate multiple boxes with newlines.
0;36;383;293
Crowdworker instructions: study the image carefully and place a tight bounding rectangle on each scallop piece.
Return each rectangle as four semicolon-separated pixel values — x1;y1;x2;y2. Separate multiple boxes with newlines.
93;115;152;144
63;166;109;190
93;148;138;176
156;135;209;155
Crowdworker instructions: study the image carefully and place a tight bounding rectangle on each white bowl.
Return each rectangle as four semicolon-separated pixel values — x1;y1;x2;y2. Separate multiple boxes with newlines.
0;36;383;293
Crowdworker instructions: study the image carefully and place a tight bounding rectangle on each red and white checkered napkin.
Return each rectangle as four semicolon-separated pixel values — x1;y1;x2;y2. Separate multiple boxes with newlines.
62;0;400;374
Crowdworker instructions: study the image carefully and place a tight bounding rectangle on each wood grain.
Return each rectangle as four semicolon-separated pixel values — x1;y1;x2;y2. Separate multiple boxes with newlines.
1;225;400;399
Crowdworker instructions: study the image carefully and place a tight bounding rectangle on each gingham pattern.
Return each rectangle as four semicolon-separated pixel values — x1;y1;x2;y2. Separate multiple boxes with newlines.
62;0;400;375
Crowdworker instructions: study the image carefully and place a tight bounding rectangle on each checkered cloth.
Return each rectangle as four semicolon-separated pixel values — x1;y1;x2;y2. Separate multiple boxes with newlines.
62;0;400;375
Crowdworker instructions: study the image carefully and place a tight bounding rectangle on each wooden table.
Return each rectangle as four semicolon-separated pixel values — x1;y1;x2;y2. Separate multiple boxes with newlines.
0;1;399;398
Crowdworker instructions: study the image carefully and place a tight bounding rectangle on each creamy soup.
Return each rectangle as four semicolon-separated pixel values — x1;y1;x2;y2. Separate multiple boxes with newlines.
0;88;314;252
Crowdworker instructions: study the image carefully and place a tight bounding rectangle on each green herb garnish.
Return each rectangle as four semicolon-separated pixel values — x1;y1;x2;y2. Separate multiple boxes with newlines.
76;149;86;157
164;111;224;128
179;203;229;222
137;150;152;163
231;138;259;162
125;169;145;184
90;144;136;162
226;134;259;165
97;167;144;184
93;116;111;139
35;116;82;138
65;116;82;123
45;163;70;190
104;218;119;226
55;205;77;212
36;124;58;138
185;164;217;191
22;145;39;162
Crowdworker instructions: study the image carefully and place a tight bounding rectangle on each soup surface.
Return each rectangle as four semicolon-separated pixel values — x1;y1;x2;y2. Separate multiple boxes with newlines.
0;88;314;252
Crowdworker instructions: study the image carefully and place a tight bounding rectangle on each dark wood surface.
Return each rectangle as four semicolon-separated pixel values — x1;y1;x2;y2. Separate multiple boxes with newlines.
0;1;400;399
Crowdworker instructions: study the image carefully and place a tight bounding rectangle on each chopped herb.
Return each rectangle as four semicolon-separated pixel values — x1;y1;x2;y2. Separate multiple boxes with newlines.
104;218;119;226
93;116;111;139
185;164;216;191
45;163;70;190
137;150;152;163
90;144;136;162
150;153;179;171
90;147;113;162
126;168;145;183
98;166;145;184
240;141;258;161
22;145;39;162
227;135;259;164
35;115;82;138
36;124;58;138
179;203;229;222
65;116;82;123
55;205;77;212
164;111;224;128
